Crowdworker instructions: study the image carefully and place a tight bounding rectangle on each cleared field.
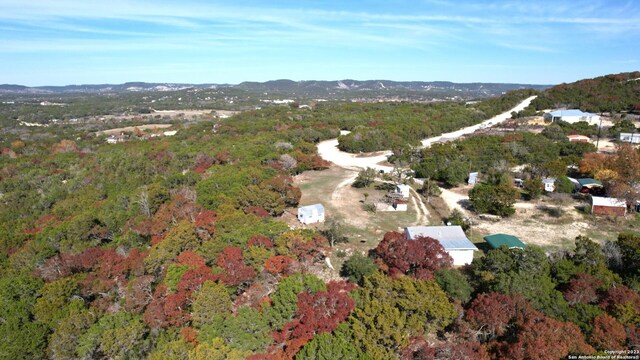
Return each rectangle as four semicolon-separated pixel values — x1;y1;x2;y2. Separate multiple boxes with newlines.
294;165;436;274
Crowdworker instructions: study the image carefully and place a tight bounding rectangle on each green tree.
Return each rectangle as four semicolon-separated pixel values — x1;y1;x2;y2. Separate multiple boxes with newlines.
523;177;543;200
340;253;378;285
442;159;468;186
191;281;232;327
352;167;377;188
165;264;190;293
148;339;193;360
188;338;250;360
349;273;456;358
296;323;365;359
555;176;575;193
320;217;349;247
469;180;519;217
76;312;149;359
0;274;47;359
47;308;98;359
237;185;286;216
473;246;570;319
447;209;470;231
221;307;271;352
435;268;473;303
33;276;84;329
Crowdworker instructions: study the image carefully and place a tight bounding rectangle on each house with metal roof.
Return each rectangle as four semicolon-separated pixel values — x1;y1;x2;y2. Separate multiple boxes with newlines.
591;196;626;217
544;109;600;125
484;233;526;250
404;225;478;266
297;204;325;224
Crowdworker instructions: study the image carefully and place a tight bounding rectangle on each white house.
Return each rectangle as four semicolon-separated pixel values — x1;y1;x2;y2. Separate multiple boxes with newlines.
404;225;478;266
394;184;411;199
542;178;556;192
297;204;325;224
544;110;600;125
620;133;640;144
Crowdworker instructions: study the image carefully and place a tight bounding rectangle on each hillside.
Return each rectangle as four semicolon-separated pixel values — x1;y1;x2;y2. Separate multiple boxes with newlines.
530;71;640;113
0;79;550;100
1;76;639;359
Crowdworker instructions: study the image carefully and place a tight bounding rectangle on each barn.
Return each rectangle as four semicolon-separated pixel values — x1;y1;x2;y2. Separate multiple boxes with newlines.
297;204;325;224
404;225;478;266
591;196;626;216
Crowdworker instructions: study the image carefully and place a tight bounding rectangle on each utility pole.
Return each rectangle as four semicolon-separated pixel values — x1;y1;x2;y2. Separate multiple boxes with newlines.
595;116;603;152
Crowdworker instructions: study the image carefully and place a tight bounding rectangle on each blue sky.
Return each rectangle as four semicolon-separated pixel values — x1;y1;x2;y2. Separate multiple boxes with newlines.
0;0;638;86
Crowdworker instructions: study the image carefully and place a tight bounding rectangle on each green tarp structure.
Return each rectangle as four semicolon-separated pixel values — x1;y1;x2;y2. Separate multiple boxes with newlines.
577;178;602;188
483;233;526;249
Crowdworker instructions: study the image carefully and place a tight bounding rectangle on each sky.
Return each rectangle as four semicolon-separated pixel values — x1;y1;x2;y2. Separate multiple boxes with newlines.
0;0;638;86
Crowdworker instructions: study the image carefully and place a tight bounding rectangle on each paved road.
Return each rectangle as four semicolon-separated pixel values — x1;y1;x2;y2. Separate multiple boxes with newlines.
317;96;537;173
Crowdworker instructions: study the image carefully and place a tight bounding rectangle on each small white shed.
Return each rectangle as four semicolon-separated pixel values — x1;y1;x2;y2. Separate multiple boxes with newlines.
297;204;325;224
404;225;478;266
394;184;411;199
468;172;479;185
542;178;556;192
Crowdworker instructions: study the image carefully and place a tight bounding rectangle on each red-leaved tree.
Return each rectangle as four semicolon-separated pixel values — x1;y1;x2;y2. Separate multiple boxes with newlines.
217;246;256;288
271;281;355;359
371;231;452;280
591;314;627;351
562;272;602;305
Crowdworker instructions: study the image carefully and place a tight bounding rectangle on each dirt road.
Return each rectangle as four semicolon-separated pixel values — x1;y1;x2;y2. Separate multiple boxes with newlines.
316;96;537;172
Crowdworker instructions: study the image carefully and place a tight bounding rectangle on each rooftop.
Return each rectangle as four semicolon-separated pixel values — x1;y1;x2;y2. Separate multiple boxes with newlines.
548;109;598;117
484;233;526;249
578;178;602;187
405;226;478;251
591;196;626;208
298;203;325;214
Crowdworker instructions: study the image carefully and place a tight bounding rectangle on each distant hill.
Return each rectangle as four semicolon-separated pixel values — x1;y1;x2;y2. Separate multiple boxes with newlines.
0;82;219;94
531;71;640;113
236;79;549;98
0;79;550;99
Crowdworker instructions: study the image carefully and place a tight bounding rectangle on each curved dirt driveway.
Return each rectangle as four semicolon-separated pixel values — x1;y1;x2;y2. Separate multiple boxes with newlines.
317;96;537;172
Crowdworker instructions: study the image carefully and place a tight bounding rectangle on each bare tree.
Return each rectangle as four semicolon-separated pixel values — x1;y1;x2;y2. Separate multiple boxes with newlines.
136;187;151;217
279;154;298;171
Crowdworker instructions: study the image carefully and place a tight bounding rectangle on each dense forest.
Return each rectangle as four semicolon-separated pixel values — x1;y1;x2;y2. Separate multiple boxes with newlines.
1;78;640;359
530;71;640;113
336;89;537;152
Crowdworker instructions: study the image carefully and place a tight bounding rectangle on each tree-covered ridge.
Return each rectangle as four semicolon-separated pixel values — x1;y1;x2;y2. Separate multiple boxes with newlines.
2;84;640;359
335;89;537;152
531;71;640;113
